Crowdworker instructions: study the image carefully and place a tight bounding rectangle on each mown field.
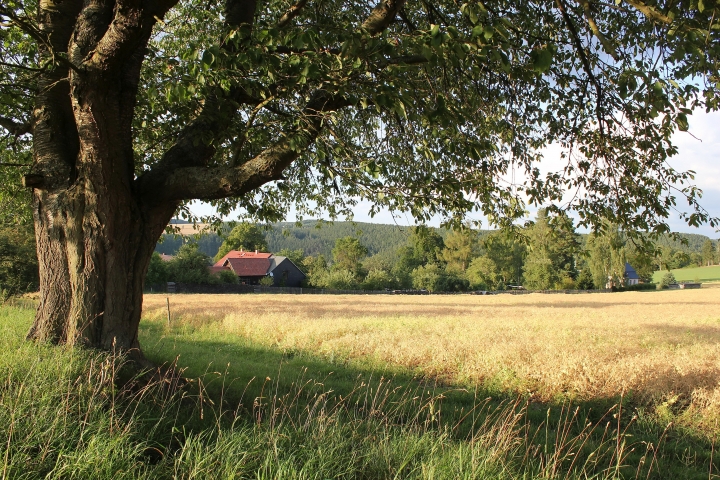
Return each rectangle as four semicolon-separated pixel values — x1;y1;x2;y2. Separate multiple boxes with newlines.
652;265;720;283
2;289;719;479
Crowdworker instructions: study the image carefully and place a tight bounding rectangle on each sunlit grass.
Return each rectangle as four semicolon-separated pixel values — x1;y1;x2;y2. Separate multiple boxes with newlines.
143;288;720;435
2;287;719;479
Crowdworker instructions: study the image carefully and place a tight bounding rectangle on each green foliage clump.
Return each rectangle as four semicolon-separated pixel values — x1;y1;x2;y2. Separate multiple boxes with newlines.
146;252;170;286
323;269;359;290
466;256;500;290
214;223;268;262
259;275;275;287
216;269;240;284
522;210;579;290
0;225;38;297
168;244;213;284
331;236;368;277
361;269;397;291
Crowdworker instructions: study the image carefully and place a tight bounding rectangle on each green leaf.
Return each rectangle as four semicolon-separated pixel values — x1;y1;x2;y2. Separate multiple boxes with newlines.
530;46;554;73
675;113;689;131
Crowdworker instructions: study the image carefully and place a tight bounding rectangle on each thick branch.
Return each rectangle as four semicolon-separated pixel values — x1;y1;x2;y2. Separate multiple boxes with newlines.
579;0;618;61
623;0;672;24
362;0;406;35
137;92;349;203
80;1;178;71
0;116;32;136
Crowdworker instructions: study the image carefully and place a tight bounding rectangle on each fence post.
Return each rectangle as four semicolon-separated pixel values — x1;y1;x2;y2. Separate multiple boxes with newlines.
166;297;171;327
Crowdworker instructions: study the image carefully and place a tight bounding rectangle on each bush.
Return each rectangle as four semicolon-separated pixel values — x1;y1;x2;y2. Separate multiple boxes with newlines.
411;264;443;292
0;225;39;296
217;270;240;284
324;269;359;290
259;275;275;286
614;283;657;292
659;272;677;289
361;269;397;291
556;276;576;290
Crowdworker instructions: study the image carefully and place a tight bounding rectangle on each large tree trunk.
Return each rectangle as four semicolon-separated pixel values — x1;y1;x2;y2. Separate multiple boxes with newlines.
26;3;176;358
27;185;173;357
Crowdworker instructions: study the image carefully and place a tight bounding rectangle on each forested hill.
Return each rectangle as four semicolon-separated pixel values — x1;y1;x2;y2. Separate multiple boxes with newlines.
155;220;715;260
266;221;421;257
156;221;448;259
653;232;715;252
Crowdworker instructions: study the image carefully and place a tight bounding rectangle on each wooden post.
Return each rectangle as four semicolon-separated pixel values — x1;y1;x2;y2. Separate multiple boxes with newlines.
166;297;171;327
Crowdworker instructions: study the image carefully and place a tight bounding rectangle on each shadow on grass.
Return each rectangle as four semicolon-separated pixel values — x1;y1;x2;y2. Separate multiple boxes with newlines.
140;321;718;480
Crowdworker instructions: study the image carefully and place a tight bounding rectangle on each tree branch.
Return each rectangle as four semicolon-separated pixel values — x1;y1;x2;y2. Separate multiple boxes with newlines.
137;92;349;203
623;0;672;24
362;0;407;35
0;116;32;137
555;0;606;135
81;1;178;71
277;0;309;28
579;0;618;61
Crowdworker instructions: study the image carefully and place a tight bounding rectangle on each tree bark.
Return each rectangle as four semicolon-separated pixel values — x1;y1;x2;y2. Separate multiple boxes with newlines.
26;1;178;360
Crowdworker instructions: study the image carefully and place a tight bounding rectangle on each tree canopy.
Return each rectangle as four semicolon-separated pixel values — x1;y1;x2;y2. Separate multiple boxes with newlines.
2;0;719;231
214;222;269;261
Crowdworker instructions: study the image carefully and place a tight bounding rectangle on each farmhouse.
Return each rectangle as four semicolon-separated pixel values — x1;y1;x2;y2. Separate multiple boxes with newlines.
212;250;306;287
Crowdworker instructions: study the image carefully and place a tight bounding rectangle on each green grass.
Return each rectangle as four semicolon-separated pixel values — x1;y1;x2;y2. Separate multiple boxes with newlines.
652;264;720;283
1;302;718;479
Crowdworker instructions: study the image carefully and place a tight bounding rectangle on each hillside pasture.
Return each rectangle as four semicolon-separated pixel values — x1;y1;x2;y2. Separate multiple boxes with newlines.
142;288;720;434
652;264;720;283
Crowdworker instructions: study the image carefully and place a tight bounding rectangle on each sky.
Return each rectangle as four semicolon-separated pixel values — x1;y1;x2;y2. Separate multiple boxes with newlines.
191;110;720;238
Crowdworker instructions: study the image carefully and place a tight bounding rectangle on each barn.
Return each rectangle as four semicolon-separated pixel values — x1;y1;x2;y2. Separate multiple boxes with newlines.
212;250;306;287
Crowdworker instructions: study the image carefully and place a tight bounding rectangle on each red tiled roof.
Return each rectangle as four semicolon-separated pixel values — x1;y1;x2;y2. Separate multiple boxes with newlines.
214;250;273;267
225;257;271;277
158;253;174;262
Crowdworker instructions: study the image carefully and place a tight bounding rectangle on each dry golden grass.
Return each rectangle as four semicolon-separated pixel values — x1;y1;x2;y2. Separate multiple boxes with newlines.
143;288;720;429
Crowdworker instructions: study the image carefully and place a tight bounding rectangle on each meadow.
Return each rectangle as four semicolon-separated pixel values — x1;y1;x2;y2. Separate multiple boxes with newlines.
142;289;720;434
2;289;719;478
652;265;720;283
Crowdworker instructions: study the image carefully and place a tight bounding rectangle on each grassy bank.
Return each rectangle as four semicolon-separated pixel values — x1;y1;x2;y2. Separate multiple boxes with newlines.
2;293;719;479
652;264;720;283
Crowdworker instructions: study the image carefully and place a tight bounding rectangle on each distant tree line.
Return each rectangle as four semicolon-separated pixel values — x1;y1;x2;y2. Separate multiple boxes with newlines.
2;215;718;296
